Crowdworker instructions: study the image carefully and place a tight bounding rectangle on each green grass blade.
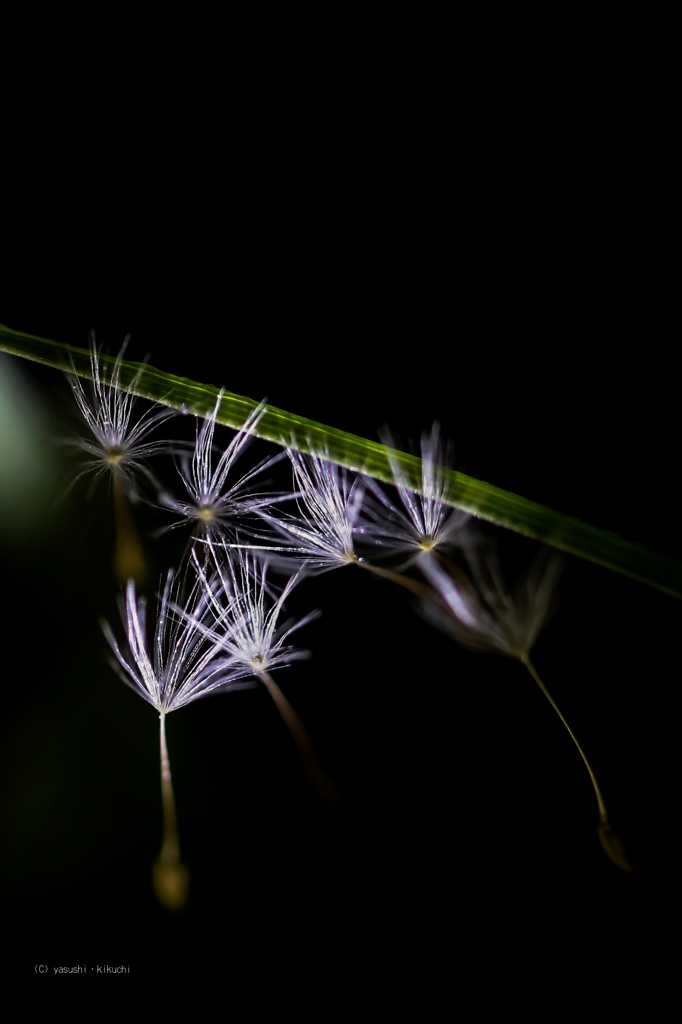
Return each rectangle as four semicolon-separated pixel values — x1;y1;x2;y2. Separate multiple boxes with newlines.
2;320;681;598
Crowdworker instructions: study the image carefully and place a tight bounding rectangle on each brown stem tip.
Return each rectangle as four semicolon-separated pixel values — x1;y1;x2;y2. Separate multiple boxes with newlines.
597;822;634;873
153;855;190;910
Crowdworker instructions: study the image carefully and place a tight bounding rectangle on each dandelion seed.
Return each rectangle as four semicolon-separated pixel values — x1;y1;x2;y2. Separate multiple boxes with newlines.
103;572;252;713
360;424;469;566
185;550;336;800
422;541;632;871
158;394;286;553
64;335;175;501
252;449;365;573
64;336;177;583
102;570;253;908
187;550;317;673
421;542;563;655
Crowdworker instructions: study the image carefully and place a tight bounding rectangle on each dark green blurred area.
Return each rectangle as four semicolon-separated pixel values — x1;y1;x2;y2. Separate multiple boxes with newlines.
0;356;58;540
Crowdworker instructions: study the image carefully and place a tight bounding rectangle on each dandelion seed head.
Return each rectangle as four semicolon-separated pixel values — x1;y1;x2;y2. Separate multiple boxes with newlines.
64;336;175;500
251;448;364;573
105;447;125;466
359;424;469;564
421;542;564;660
103;571;252;714
159;394;285;545
182;550;318;681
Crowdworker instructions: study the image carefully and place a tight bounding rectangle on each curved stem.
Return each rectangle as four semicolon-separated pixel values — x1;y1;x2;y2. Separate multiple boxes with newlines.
259;670;337;802
520;654;608;824
356;559;434;599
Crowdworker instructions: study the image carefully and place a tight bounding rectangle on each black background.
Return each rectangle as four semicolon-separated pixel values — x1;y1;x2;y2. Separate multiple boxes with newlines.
1;43;677;994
